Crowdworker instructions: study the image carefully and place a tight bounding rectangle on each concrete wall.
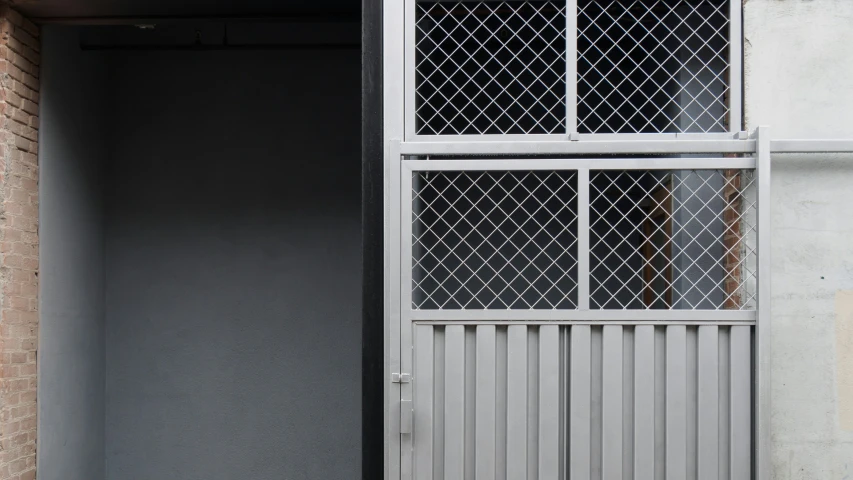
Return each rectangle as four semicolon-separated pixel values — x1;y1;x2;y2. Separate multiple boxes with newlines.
38;26;108;480
744;1;853;478
103;50;362;480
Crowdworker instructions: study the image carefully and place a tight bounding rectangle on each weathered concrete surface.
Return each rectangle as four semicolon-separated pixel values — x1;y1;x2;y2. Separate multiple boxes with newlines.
745;1;853;478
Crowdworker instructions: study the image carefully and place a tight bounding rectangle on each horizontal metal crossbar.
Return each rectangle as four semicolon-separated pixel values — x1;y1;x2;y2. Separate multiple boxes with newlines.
410;309;754;322
401;138;853;155
400;139;757;155
404;157;756;171
770;139;853;153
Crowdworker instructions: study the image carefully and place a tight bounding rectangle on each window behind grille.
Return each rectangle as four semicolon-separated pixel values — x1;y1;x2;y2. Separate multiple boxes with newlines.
412;0;736;137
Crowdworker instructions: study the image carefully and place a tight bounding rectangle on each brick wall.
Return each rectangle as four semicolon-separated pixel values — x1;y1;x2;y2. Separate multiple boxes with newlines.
0;6;38;480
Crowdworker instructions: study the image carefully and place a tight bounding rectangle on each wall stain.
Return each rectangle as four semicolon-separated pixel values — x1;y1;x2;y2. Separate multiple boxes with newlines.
836;290;853;431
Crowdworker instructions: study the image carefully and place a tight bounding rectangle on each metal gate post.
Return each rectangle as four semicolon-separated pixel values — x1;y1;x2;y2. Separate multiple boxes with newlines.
755;126;771;480
389;139;402;480
399;150;414;480
577;168;590;310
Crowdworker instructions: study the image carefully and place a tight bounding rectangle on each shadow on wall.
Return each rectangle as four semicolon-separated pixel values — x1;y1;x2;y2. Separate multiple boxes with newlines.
104;49;362;480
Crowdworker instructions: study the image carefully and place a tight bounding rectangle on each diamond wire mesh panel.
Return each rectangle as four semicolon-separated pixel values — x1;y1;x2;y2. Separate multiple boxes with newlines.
414;1;567;135
577;0;731;134
412;170;579;309
589;169;756;310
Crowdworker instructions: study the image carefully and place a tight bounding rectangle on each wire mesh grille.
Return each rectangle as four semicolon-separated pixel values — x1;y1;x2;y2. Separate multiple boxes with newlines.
412;170;578;309
577;0;731;134
414;1;567;135
590;169;756;310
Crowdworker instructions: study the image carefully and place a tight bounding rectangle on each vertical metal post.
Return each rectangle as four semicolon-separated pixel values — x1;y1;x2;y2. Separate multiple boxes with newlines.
404;0;416;140
400;156;414;480
754;126;771;480
388;141;403;480
384;0;406;473
577;168;590;310
729;0;743;133
566;0;578;136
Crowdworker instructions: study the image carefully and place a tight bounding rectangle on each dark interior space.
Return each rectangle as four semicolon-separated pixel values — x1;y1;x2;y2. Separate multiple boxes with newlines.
39;18;364;480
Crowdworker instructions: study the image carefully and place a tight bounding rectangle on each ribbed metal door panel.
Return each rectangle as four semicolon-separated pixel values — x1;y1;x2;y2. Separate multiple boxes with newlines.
412;324;751;480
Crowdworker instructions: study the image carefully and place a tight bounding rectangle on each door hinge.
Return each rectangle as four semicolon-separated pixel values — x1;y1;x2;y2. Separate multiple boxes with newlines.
391;373;411;384
400;400;413;434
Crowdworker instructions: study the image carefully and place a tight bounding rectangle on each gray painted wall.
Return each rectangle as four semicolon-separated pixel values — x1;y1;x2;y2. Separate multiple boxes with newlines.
38;28;361;480
38;26;109;480
104;51;362;480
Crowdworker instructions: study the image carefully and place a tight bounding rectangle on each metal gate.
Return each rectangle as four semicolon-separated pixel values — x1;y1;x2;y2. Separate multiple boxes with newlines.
385;0;769;478
393;152;769;480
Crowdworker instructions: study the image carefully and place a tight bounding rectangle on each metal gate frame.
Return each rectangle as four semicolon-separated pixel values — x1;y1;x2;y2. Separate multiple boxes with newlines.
388;132;770;480
403;0;744;142
383;1;776;478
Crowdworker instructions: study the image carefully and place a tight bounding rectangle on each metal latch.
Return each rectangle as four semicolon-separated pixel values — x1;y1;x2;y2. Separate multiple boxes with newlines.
391;373;411;384
400;400;413;434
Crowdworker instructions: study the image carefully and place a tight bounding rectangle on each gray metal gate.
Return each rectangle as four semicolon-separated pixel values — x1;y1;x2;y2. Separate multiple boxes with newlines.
392;153;769;480
384;1;770;479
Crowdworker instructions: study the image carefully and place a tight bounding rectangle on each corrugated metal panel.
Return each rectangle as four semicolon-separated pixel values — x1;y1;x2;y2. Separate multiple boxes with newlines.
412;324;751;480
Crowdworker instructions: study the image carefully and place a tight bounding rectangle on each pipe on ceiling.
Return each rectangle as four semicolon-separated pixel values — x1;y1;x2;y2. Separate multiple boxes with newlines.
32;13;360;26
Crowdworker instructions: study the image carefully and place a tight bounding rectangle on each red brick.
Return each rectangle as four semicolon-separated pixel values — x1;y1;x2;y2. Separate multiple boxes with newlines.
0;8;22;28
19;100;34;117
12;134;27;151
0;8;39;480
20;19;37;38
10;28;36;52
8;459;25;475
4;90;19;108
6;62;21;81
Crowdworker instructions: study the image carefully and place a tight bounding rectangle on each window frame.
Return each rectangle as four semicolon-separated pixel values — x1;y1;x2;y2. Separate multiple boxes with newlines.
403;0;743;142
